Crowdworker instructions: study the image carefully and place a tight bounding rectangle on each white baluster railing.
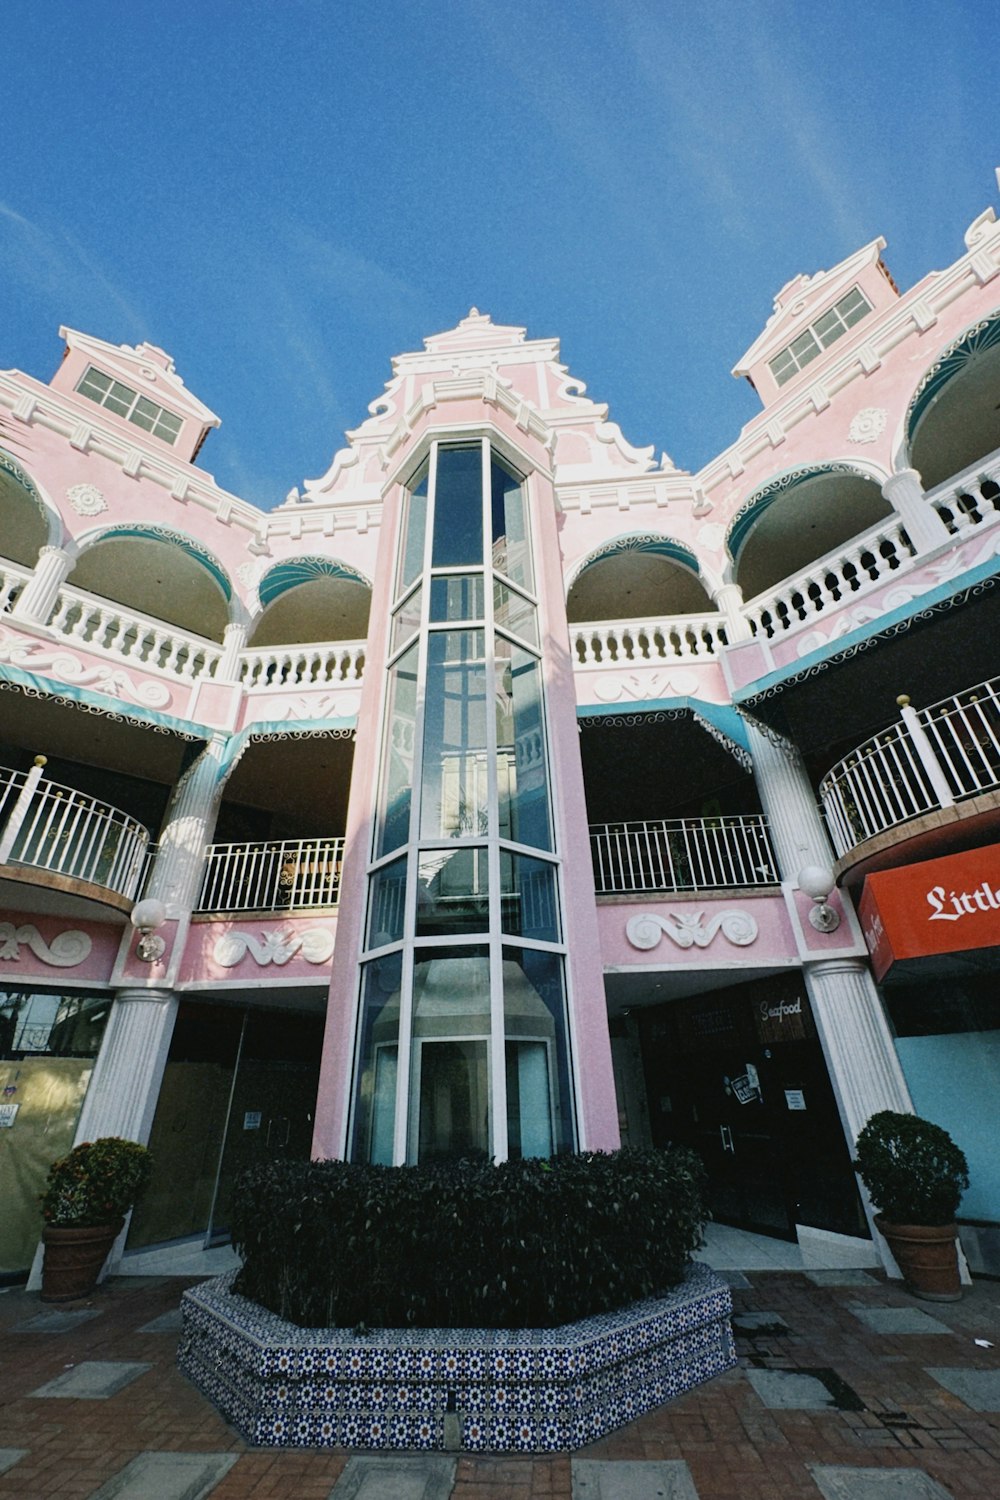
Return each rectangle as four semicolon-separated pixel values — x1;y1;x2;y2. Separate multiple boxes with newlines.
742;517;918;641
46;584;223;681
927;447;1000;539
238;641;366;689
572;615;728;667
0;559;31;615
590;814;778;894
820;672;1000;856
196;836;345;913
0;763;151;898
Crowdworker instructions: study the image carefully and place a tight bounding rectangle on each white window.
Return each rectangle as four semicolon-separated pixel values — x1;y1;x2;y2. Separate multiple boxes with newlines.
75;366;183;444
769;287;872;387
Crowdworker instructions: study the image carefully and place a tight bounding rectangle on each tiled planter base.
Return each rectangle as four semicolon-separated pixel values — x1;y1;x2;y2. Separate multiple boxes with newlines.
179;1263;735;1452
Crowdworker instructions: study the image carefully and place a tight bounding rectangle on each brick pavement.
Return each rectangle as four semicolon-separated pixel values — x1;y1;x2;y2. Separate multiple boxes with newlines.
0;1268;998;1497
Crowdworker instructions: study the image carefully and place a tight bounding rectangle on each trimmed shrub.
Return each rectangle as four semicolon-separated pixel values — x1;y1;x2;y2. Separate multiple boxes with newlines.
854;1110;969;1225
232;1147;707;1330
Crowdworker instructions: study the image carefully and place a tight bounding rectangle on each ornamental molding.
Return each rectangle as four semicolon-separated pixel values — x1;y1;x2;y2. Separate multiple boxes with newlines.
213;928;336;967
579;709;689;731
847;408;887;445
0;677;201;739
0;625;172;708
246;726;356;745
626;910;758;951
245;690;363;724
0;922;93;967
66;483;107;516
592;669;701;703
691;711;754;772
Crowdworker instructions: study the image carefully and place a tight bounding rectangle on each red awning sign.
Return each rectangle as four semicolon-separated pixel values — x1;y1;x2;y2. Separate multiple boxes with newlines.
859;845;1000;981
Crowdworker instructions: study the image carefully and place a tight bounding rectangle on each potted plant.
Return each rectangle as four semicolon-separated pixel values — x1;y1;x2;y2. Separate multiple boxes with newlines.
40;1137;153;1303
854;1110;969;1301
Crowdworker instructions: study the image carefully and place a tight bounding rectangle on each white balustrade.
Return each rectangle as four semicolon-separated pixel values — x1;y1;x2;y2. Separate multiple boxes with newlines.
742;517;917;641
0;763;151;898
572;615;728;667
196;836;345;913
590;815;778;894
0;560;31;614
46;583;223;681
239;641;366;689
820;672;1000;855
927;447;1000;538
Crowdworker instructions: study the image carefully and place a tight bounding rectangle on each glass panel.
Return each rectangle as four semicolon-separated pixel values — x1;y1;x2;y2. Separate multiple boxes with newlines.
418;1040;488;1162
0;989;109;1058
839;287;870;327
154;410;182;441
419;630;488;840
366;854;407;948
350;952;402;1165
399;468;429;594
77;367;112;400
375;643;418;857
106;380;136;416
491;459;532;590
495;639;552;851
412;945;491;1039
494;580;538;645
416;847;489;936
813;308;842;346
770;349;797;386
432;446;483;568
130;405;156;431
503;945;573;1155
390;584;422;654
500;851;560;942
430;573;484;622
789;329;820;366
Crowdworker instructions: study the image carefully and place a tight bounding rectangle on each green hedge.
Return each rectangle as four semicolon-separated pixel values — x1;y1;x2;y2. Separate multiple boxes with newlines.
231;1147;707;1330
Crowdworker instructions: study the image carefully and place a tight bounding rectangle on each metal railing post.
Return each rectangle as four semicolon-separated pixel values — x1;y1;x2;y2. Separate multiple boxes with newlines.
0;755;47;865
896;694;956;809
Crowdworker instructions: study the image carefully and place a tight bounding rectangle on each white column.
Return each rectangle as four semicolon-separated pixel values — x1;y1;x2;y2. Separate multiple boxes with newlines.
147;733;229;916
26;987;178;1289
882;468;950;553
710;582;754;643
0;755;47;864
11;546;75;625
744;716;914;1192
215;621;248;682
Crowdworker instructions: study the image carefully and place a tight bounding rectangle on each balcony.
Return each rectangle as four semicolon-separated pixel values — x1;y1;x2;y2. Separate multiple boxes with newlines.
0;763;151;904
590;815;778;895
195;837;344;914
820;673;1000;857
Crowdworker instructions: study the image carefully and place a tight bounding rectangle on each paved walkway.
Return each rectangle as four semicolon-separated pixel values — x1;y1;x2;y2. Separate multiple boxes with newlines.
1;1247;998;1499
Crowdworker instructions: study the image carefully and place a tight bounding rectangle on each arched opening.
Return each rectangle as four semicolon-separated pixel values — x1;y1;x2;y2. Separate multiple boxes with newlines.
251;559;372;647
0;453;51;567
908;312;1000;490
69;530;232;641
731;469;893;601
566;538;714;623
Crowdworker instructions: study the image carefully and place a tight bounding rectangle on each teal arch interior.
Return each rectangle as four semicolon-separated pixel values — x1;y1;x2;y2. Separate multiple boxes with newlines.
258;557;371;608
93;524;232;600
905;309;1000;447
726;466;861;563
574;534;701;582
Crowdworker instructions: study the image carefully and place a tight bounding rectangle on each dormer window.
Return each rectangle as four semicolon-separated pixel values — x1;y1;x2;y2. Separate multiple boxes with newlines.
75;365;183;445
768;287;872;387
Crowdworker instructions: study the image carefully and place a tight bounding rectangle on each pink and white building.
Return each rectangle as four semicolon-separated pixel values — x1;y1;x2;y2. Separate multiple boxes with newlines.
2;180;1000;1283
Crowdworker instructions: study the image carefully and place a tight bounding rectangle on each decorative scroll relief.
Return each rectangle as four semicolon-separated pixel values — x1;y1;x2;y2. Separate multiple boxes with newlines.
244;691;362;723
847;408;887;445
0;922;93;967
0;625;172;707
626;910;758;952
66;483;107;516
213;928;336;967
593;669;701;702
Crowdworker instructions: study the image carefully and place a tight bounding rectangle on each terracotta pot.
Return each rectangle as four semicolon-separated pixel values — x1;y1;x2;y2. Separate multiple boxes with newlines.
41;1219;125;1303
876;1216;962;1301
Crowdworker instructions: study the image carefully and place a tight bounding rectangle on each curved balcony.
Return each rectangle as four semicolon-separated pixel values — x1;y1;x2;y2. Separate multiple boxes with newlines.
590;815;778;895
820;673;1000;857
0;764;151;902
195;837;345;914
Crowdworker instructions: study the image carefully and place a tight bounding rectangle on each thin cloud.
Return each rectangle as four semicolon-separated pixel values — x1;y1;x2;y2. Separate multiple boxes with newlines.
0;200;148;335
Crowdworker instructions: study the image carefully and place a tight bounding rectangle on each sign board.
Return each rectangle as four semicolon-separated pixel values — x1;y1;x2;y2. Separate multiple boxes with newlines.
0;1102;20;1128
243;1111;262;1131
859;844;1000;981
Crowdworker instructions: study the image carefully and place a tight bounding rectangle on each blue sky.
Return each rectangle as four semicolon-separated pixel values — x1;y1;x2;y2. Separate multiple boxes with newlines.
2;2;998;508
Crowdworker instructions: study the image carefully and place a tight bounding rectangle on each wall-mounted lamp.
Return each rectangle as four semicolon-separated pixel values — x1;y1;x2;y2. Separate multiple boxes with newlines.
797;865;841;933
130;897;167;962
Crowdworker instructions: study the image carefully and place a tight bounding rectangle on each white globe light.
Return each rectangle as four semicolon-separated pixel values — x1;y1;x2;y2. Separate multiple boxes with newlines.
130;897;167;932
798;865;835;900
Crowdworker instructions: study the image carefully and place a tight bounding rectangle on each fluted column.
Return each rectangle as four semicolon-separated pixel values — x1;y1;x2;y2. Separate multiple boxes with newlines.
146;733;229;917
744;714;913;1128
882;468;950;553
11;546;74;625
215;621;248;682
710;582;754;643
